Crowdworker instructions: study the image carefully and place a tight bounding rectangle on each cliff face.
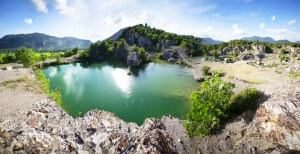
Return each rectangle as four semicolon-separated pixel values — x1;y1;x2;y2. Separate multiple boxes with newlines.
122;30;176;52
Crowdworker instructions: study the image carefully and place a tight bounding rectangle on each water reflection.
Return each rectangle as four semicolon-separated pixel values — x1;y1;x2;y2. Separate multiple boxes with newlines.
63;67;84;100
49;67;57;77
111;68;133;97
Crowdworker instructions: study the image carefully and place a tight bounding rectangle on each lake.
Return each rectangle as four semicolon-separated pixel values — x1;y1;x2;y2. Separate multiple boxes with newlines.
42;62;198;125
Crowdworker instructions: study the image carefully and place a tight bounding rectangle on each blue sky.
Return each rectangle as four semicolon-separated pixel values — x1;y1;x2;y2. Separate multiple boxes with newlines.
0;0;300;42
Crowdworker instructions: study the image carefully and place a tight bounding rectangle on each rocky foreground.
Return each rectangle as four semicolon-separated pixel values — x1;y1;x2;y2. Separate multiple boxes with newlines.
0;66;299;153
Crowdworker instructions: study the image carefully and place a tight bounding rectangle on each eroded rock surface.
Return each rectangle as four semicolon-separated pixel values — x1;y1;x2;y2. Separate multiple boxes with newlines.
0;99;183;153
254;79;300;150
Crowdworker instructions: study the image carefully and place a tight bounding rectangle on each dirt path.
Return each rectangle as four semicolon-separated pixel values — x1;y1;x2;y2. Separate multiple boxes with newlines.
0;68;48;120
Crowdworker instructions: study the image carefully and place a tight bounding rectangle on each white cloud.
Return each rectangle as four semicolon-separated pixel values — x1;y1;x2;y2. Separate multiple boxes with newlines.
232;24;246;35
266;28;288;35
288;19;296;25
30;0;48;14
52;0;76;15
24;18;33;25
212;13;220;17
192;5;216;14
245;0;252;3
271;15;276;22
259;22;265;29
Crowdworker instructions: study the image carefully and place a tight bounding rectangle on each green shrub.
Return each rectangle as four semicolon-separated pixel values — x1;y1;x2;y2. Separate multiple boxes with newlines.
34;69;62;106
184;73;235;136
228;87;260;114
269;62;278;68
279;55;289;62
15;47;37;68
79;51;89;60
56;55;62;63
157;53;164;60
204;56;209;61
289;70;300;78
133;45;148;63
280;48;286;55
201;65;211;76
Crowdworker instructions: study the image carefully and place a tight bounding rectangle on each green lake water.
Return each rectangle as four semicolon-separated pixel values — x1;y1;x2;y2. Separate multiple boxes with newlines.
42;62;198;125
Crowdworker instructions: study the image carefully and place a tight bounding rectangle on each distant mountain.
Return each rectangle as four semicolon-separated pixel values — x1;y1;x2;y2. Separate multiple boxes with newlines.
242;36;275;43
201;37;222;44
0;33;92;51
276;39;290;43
107;28;125;41
297;41;300;43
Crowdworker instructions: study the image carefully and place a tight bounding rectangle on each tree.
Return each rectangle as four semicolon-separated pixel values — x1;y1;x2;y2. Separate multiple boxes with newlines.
212;50;219;59
15;47;37;68
184;72;235;136
72;47;79;55
133;45;147;63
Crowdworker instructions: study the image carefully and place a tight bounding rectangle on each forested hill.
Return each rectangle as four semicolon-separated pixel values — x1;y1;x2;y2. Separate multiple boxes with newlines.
0;33;92;51
117;24;203;55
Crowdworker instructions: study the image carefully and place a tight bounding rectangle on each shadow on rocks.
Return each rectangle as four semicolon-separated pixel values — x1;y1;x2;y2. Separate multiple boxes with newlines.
210;91;270;135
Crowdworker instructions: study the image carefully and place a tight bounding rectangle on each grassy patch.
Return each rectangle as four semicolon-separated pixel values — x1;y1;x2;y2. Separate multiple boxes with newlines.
150;53;168;64
289;70;300;78
34;69;62;106
0;75;39;92
0;77;26;89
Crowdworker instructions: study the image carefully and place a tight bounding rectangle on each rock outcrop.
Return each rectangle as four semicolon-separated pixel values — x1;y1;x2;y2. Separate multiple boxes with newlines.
288;47;300;54
220;45;251;55
251;44;267;53
122;29;176;52
0;99;185;154
127;51;141;67
254;79;300;150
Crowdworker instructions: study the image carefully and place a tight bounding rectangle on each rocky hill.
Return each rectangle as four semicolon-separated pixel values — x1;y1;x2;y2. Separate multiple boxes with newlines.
88;24;202;67
242;36;275;43
0;33;92;51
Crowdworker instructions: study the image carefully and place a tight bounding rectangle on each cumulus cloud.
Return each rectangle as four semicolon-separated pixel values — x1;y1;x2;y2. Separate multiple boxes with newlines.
288;19;296;25
271;15;276;22
24;18;33;24
52;0;76;15
30;0;48;14
259;22;265;29
232;24;246;35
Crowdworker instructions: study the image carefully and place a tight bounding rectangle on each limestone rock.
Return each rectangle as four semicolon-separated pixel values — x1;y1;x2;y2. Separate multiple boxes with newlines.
254;79;300;150
127;52;141;67
251;44;267;53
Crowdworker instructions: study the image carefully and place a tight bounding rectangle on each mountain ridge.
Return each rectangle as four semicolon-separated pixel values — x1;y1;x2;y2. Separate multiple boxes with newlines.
0;33;92;51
